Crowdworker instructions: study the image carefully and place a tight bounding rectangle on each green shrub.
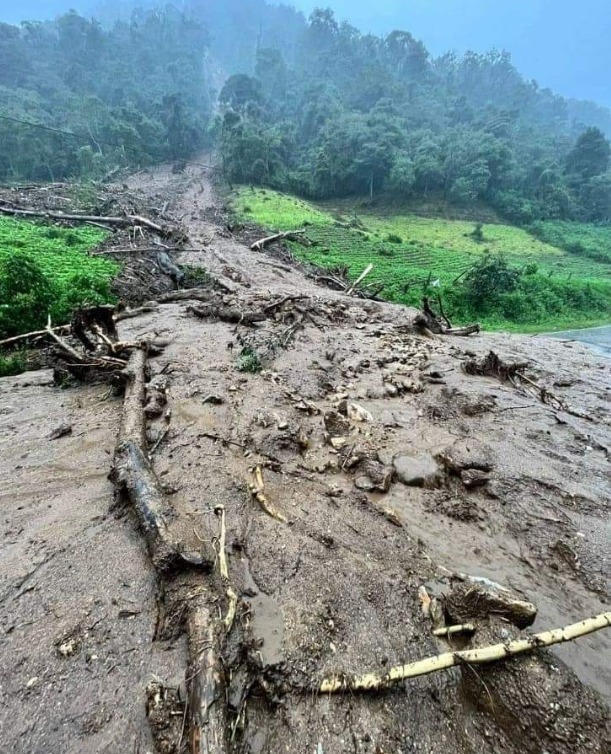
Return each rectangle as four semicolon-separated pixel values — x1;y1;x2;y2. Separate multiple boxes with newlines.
386;233;402;243
52;272;115;322
0;252;56;337
0;351;27;377
237;347;262;373
0;218;116;338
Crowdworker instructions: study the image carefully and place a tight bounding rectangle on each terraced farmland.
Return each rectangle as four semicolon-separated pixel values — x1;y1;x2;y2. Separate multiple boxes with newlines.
231;187;611;330
233;187;611;284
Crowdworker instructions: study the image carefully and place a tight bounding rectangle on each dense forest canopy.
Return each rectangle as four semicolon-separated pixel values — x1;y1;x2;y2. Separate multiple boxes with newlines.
0;1;610;223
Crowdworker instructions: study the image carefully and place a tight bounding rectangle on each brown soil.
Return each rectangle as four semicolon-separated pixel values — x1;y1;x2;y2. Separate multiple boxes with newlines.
1;165;609;754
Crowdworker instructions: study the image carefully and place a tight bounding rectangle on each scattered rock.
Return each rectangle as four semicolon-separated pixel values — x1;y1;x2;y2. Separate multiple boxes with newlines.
339;400;373;423
202;394;224;405
49;422;72;440
437;439;494;474
354;458;394;492
393;453;443;488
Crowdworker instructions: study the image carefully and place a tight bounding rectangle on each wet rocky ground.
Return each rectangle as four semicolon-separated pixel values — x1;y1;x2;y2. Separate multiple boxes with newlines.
0;166;609;753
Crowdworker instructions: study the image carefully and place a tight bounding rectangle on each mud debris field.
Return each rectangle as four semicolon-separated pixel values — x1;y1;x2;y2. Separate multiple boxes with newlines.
0;166;609;754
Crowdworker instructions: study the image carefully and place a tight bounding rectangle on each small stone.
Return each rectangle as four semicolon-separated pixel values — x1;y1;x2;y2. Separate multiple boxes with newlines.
49;422;72;440
393;453;443;488
26;677;39;688
380;410;400;428
354;476;376;492
461;468;490;488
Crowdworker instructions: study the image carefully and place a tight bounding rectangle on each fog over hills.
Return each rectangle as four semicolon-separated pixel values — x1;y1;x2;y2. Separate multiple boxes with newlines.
1;0;608;107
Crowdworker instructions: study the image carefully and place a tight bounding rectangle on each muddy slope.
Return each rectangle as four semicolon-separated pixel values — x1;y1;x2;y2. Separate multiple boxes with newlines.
0;165;609;754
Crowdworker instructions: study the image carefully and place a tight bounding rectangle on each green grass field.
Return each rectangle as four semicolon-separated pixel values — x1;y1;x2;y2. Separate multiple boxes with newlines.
0;217;118;339
0;218;114;286
231;187;611;331
529;220;611;265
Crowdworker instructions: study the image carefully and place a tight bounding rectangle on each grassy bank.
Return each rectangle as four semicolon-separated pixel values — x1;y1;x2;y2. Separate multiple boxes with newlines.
0;217;117;340
231;187;611;332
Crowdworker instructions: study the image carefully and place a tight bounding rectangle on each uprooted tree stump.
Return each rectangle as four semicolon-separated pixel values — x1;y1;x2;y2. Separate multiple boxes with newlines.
463;350;529;381
414;296;480;337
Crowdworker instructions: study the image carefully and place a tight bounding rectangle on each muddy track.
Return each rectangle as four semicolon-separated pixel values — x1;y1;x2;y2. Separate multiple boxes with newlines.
0;165;609;754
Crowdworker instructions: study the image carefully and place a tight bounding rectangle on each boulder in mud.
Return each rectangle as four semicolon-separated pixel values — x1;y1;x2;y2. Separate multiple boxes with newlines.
393;453;443;488
436;438;494;474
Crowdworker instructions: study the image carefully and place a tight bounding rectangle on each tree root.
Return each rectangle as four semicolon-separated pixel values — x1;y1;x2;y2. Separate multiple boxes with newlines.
414;296;480;337
248;466;287;523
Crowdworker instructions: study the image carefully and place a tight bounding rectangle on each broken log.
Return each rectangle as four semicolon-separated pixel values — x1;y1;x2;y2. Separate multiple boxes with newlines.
319;611;611;693
0;203;169;235
111;349;208;571
251;229;306;251
187;602;228;754
444;324;481;336
346;263;374;296
159;289;215;305
188;305;266;325
0;324;70;349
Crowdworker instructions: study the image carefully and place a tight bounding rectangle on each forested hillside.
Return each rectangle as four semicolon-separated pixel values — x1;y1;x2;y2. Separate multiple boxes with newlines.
218;8;611;224
0;5;213;181
1;0;610;224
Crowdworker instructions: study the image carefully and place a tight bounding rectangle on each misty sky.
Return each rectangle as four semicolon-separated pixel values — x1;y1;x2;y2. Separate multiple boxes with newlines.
295;0;610;106
1;0;609;106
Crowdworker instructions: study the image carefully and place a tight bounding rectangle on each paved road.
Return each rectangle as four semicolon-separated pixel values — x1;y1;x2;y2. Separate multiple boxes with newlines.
548;325;611;357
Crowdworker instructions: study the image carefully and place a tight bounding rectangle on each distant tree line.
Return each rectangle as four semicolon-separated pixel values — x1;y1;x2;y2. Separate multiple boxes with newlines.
218;7;611;224
0;5;213;182
0;1;610;225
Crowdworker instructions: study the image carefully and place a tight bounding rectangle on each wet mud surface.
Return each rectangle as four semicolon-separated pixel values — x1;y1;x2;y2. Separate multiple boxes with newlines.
0;165;609;753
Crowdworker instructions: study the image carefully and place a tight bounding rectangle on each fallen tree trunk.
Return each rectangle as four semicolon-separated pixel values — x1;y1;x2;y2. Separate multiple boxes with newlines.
319;611;611;693
187;602;228;754
444;325;481;336
111;348;209;572
0;324;70;349
251;229;306;251
159;289;215;305
187;305;266;325
0;203;168;235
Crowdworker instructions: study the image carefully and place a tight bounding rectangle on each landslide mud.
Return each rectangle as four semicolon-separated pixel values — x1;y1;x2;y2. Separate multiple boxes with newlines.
1;165;609;753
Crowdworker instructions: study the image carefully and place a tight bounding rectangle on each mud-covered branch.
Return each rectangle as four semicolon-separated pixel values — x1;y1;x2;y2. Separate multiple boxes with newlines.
320;611;611;693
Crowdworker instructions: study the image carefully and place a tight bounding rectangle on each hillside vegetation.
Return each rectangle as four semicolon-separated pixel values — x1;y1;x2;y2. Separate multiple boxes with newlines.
0;217;115;339
232;187;611;331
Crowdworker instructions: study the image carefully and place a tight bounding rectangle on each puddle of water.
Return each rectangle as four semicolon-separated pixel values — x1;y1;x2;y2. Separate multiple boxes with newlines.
241;556;284;666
